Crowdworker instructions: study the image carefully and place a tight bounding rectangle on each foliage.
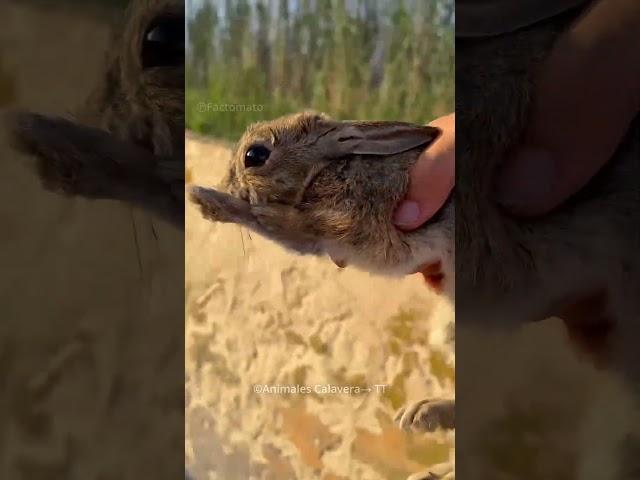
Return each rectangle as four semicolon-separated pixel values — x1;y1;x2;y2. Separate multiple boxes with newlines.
187;0;454;140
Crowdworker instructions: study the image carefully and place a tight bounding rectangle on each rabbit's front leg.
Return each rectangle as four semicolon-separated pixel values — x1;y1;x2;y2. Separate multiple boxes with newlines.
396;398;455;480
395;398;455;433
5;111;184;225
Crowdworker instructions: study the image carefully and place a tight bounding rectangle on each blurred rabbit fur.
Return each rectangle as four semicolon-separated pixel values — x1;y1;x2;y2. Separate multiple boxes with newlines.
458;6;640;369
3;0;185;227
457;4;640;479
190;111;455;292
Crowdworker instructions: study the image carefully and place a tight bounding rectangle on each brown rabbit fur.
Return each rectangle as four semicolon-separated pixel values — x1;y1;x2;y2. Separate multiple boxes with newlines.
191;112;455;290
458;4;640;479
3;0;184;227
458;6;640;369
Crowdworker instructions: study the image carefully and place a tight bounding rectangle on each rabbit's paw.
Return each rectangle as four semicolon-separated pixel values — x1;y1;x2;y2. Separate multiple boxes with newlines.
189;186;254;225
395;398;455;433
189;186;223;221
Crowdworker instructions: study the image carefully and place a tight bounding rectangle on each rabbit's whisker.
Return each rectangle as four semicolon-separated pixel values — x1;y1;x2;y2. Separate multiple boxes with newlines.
130;211;143;276
239;226;246;257
151;220;159;241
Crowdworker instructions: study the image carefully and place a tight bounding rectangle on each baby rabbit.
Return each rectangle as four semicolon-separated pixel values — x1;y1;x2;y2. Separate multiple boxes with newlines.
3;0;185;227
190;111;454;290
190;111;456;480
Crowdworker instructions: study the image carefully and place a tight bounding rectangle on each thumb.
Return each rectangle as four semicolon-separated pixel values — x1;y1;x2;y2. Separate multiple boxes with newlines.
394;113;455;230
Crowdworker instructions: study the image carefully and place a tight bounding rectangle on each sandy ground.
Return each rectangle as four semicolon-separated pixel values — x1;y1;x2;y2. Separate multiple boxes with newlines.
184;132;455;480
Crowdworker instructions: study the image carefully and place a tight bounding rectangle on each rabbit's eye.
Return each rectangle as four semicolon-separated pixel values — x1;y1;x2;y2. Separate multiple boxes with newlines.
142;15;185;69
245;145;271;169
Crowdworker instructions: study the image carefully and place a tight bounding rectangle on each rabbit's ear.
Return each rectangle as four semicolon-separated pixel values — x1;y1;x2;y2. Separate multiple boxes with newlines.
324;122;440;156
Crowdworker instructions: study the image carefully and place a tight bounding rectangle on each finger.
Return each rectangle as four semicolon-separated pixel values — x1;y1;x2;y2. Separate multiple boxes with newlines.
394;114;455;230
495;0;640;216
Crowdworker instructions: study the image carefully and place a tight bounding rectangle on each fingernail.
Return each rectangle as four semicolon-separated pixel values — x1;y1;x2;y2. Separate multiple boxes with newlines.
495;147;557;211
393;201;420;227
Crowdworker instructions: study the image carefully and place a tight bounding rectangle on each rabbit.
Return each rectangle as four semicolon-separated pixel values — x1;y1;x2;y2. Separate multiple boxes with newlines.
456;3;640;479
189;111;456;480
189;111;455;291
2;0;185;228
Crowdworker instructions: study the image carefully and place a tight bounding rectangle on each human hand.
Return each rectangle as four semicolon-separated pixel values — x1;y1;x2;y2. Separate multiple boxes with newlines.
393;113;455;230
494;0;640;216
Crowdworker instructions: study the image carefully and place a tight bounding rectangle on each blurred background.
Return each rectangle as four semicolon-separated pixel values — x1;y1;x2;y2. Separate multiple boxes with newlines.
186;0;454;138
1;1;184;479
0;0;125;111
